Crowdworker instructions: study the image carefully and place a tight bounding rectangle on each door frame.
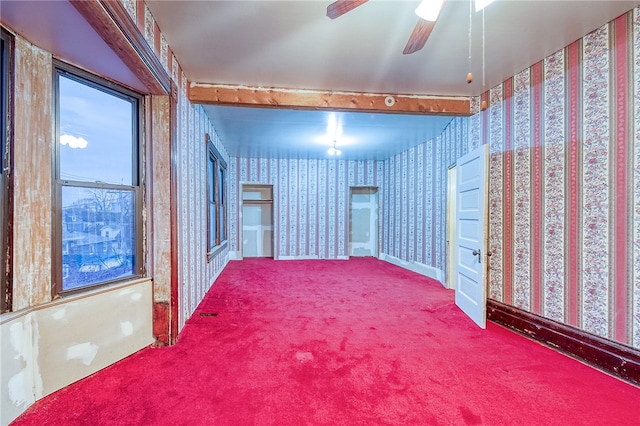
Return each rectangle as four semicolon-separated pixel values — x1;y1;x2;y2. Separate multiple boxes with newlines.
348;186;380;258
240;183;274;259
446;164;457;289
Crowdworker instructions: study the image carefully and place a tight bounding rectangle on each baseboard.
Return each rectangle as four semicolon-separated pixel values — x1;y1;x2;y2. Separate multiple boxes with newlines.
278;255;320;260
487;300;640;387
153;301;170;346
229;254;349;261
379;253;445;285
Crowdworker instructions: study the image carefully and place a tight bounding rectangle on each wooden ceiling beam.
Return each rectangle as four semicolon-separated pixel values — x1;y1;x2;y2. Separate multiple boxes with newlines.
189;83;470;116
70;0;170;95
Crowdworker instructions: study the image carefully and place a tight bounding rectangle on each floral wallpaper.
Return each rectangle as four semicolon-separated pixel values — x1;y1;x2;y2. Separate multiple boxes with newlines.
381;117;468;275
470;8;640;349
137;0;639;349
228;158;382;259
388;7;639;350
634;6;640;352
126;0;230;330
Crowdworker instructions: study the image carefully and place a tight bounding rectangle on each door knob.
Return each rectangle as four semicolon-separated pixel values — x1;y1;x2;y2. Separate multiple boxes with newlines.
472;249;481;264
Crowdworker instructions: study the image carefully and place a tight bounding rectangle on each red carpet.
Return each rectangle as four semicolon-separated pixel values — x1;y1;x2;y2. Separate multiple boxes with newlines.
12;258;640;425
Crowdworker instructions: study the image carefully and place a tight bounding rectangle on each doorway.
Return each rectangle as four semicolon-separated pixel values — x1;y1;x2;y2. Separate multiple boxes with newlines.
349;187;379;257
241;184;273;258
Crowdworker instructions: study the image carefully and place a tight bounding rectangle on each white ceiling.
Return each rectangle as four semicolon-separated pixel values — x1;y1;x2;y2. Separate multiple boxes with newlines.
148;0;637;96
204;105;455;160
147;0;636;161
1;1;148;93
3;1;636;161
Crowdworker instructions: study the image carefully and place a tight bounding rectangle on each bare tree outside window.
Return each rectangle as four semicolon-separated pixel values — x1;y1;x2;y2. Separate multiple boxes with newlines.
54;63;142;294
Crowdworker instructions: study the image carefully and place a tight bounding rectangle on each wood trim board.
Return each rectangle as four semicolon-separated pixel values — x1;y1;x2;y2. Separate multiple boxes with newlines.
487;299;640;387
189;83;471;116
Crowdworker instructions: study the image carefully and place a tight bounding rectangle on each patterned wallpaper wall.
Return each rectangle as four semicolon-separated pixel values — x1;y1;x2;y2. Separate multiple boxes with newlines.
125;0;229;330
381;117;468;275
228;158;382;259
468;8;640;349
137;0;639;348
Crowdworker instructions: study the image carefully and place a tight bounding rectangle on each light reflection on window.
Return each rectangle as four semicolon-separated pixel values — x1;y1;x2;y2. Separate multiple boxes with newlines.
61;187;136;290
59;75;134;185
56;65;140;292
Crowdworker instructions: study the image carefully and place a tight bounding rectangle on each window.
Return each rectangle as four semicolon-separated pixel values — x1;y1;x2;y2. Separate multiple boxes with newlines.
206;134;227;253
54;62;142;294
1;28;13;313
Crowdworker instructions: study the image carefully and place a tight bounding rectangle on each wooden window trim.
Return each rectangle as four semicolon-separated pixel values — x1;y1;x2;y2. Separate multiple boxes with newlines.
206;134;227;261
52;60;144;297
1;27;14;313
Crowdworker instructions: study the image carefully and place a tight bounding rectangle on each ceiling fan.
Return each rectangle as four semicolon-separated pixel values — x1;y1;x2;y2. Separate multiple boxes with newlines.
326;0;448;55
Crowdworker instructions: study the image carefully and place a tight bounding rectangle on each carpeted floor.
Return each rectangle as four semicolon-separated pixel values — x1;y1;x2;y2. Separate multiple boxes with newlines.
11;258;640;425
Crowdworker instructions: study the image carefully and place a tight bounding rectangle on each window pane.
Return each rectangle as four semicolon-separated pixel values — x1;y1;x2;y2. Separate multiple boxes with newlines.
218;166;224;204
59;75;134;185
218;166;225;241
219;204;224;242
209;201;216;249
208;156;215;202
62;186;136;290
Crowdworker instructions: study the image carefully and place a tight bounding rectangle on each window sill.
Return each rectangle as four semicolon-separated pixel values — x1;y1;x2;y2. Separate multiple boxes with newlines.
1;277;151;325
207;241;228;262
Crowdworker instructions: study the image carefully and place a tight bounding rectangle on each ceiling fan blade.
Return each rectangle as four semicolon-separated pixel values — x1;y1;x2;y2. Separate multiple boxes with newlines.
403;19;436;55
403;0;447;55
327;0;369;19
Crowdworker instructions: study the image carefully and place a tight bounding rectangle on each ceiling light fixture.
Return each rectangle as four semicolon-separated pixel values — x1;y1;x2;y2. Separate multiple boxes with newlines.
328;140;341;156
414;0;445;22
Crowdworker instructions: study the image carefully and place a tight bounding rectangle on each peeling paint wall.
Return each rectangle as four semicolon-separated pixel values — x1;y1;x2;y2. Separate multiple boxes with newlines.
148;95;172;304
1;0;233;422
0;22;180;423
129;0;230;331
12;37;53;310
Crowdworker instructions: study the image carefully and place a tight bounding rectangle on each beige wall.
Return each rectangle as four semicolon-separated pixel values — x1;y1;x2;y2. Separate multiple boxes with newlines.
0;33;159;425
1;280;153;425
1;1;234;419
0;0;232;418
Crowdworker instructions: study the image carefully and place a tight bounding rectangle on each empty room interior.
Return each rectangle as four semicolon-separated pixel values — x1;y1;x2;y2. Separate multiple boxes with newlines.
1;0;640;424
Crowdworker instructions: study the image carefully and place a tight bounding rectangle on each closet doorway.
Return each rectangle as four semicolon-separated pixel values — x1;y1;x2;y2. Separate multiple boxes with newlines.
349;187;379;257
241;184;273;258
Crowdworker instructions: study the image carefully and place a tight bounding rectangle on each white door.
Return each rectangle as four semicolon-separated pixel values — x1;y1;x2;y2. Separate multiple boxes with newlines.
349;187;378;257
455;144;489;328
